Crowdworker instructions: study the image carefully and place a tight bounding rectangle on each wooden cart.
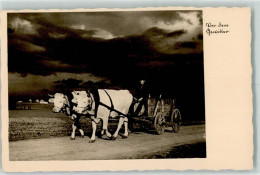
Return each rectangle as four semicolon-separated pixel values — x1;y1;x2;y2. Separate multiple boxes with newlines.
129;94;182;135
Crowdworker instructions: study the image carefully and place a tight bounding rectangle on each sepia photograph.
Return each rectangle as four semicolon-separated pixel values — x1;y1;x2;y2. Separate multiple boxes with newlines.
7;10;206;161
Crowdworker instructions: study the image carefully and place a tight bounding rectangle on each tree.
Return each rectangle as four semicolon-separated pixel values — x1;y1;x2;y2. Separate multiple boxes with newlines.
53;78;83;93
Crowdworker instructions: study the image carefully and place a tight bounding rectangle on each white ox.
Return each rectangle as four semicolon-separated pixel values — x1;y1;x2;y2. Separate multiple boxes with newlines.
48;93;85;140
72;89;133;143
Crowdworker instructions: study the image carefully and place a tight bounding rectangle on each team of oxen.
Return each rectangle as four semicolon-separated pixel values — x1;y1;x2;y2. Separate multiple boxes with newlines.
48;89;136;143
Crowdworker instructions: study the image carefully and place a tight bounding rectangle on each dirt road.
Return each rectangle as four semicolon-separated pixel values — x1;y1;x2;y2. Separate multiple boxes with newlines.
9;124;205;160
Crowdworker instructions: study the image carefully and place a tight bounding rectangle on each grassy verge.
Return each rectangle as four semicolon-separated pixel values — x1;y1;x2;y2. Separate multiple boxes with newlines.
139;142;206;159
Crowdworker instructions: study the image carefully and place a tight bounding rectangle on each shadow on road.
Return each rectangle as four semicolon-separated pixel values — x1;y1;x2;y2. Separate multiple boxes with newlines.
139;142;206;159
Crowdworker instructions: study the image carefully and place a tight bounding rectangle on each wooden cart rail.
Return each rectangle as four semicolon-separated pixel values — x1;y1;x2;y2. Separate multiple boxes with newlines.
130;94;182;135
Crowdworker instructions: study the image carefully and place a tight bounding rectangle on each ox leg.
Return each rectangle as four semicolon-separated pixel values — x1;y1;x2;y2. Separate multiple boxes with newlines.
101;129;105;136
122;117;129;139
74;118;84;138
102;118;112;139
113;116;124;139
71;122;77;140
90;118;100;143
100;120;105;137
79;129;84;138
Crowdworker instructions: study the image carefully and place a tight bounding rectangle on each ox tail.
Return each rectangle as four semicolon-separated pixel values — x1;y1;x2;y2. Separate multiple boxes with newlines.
128;97;135;132
128;97;135;116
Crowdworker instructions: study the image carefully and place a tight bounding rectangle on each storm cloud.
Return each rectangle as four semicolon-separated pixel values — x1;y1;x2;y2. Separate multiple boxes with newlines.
8;11;203;75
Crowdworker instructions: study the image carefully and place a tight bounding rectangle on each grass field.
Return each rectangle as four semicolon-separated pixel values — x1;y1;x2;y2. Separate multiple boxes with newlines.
9;106;96;141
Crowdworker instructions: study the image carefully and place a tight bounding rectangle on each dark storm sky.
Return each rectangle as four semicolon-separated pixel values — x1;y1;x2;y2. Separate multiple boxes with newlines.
8;11;203;97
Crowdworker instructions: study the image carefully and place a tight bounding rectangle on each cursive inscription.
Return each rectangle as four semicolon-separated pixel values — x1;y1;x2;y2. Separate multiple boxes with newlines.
206;22;230;36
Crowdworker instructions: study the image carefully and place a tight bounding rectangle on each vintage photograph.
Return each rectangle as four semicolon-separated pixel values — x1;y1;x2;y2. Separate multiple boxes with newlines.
7;10;205;161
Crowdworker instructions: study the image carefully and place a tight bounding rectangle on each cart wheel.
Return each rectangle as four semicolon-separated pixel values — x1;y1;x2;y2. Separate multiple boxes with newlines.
154;112;166;135
171;109;182;133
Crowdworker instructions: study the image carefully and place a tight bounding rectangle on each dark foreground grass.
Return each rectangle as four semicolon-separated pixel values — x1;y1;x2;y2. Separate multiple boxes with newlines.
9;108;123;141
140;142;206;159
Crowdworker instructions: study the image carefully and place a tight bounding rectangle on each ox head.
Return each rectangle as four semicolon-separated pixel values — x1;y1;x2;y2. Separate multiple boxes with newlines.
48;93;69;113
72;91;91;114
71;91;87;104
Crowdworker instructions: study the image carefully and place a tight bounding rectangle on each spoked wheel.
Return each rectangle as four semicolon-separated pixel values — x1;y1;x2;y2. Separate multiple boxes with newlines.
171;109;182;133
154;112;166;135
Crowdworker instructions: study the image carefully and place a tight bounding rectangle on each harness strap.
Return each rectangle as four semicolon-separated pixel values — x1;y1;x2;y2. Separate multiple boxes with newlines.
103;89;114;114
90;116;100;124
92;89;100;118
58;94;73;117
88;92;94;110
64;106;71;116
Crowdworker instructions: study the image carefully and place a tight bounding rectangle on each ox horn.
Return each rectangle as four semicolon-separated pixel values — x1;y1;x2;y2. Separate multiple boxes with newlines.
48;94;54;97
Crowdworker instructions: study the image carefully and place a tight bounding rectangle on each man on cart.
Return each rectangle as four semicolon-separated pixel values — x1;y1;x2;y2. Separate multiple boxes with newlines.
134;79;149;117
